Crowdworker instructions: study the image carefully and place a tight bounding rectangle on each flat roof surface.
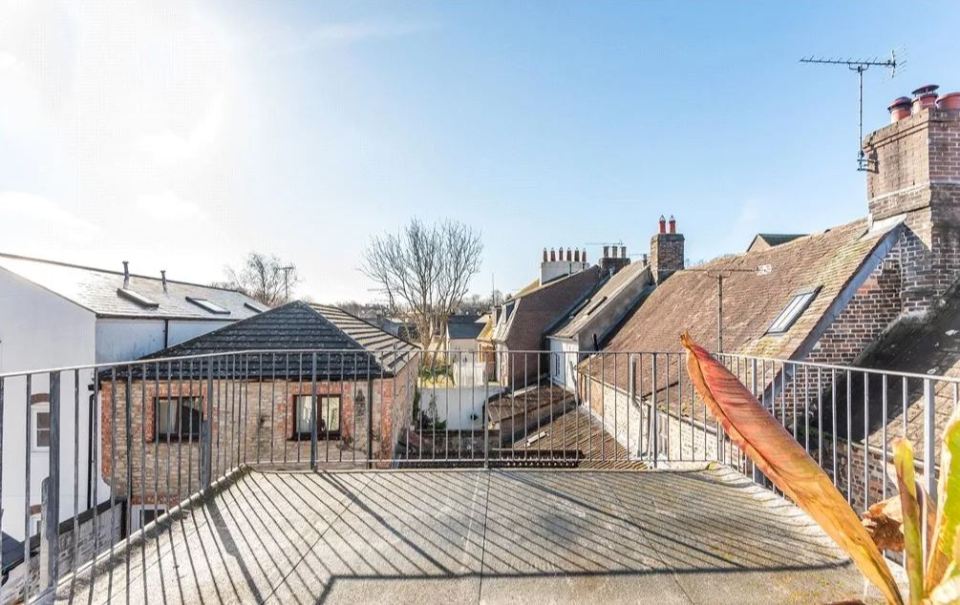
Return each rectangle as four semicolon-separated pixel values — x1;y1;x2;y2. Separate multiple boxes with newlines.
58;468;886;604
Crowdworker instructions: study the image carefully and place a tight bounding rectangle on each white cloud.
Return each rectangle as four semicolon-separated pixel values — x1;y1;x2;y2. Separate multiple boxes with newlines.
0;191;100;245
137;93;226;165
276;21;437;55
135;191;204;221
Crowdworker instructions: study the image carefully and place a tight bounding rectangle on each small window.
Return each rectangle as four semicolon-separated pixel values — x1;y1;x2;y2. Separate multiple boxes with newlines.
293;395;341;439
767;288;821;334
244;301;266;313
32;398;50;450
156;397;203;441
117;288;160;309
185;297;231;315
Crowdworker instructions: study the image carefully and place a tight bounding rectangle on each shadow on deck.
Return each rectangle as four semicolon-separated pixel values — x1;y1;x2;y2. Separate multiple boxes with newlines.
55;467;880;604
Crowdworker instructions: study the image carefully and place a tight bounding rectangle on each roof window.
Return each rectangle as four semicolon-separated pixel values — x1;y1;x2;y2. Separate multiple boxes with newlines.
766;287;820;335
586;296;608;316
186;297;231;315
244;302;266;313
117;288;159;309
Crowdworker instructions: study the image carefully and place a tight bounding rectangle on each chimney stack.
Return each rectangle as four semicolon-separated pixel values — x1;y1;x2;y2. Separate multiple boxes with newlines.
540;244;590;285
650;215;684;283
161;270;168;293
599;242;630;275
122;261;130;288
864;83;960;314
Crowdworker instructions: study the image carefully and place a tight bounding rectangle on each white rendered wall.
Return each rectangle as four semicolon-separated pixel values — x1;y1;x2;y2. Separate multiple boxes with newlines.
0;268;98;541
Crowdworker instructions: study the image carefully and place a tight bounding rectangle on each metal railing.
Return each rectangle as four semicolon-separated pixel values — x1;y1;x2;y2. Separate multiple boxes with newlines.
1;346;956;601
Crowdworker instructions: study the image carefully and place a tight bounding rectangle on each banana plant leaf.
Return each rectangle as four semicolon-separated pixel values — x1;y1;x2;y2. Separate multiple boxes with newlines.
893;439;924;604
681;333;903;605
926;408;960;591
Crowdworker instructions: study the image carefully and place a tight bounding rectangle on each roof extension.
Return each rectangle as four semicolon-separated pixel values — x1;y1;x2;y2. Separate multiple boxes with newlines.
447;315;485;340
0;252;263;320
549;261;652;341
747;233;807;252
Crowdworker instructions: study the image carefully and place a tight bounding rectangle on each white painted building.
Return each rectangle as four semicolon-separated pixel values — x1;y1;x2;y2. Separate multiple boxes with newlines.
547;260;652;391
0;253;264;543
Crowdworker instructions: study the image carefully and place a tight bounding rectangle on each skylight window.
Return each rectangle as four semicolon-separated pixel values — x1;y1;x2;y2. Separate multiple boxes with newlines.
586;296;608;316
186;297;231;315
244;302;266;313
117;288;159;309
767;287;820;334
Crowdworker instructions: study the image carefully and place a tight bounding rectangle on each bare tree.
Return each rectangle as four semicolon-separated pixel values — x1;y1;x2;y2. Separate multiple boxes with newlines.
219;252;299;307
361;219;483;349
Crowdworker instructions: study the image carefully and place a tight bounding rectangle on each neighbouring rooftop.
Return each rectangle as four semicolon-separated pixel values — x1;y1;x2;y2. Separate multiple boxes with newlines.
56;468;886;604
0;252;264;319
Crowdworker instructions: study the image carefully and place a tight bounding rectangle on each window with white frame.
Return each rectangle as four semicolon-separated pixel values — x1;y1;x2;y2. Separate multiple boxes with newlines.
32;396;50;450
293;395;341;439
767;287;821;335
156;397;203;441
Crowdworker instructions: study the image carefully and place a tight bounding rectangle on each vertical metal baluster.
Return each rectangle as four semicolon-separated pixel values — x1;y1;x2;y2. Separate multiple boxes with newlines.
0;376;4;579
125;367;133;595
483;349;489;468
257;353;264;465
337;353;344;464
637;354;644;460
864;372;870;509
310;353;318;469
751;359;759;481
803;365;810;453
72;370;80;582
177;360;184;498
41;371;61;596
651;354;658;468
271;353;277;465
817;368;823;466
881;374;888;500
846;370;853;504
923;378;936;514
88;371;100;602
109;369;117;573
296;354;303;464
23;374;32;602
831;369;837;486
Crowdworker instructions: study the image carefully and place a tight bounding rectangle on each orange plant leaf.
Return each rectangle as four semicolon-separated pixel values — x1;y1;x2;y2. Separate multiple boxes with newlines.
681;332;903;605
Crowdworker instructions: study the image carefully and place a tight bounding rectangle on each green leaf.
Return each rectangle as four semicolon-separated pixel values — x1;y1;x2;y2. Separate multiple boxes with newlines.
893;439;924;604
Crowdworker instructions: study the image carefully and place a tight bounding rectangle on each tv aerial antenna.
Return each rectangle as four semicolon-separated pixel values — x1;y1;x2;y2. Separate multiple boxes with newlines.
800;50;901;171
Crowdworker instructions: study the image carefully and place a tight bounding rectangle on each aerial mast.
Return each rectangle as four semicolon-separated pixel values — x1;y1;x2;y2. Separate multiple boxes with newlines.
800;51;900;171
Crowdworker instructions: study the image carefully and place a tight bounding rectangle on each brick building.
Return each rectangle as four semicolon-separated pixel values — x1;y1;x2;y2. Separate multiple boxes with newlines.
98;301;417;527
577;84;960;509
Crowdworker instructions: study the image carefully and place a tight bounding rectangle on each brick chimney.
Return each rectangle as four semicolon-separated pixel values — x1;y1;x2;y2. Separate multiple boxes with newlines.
650;216;684;283
863;84;960;314
599;243;630;276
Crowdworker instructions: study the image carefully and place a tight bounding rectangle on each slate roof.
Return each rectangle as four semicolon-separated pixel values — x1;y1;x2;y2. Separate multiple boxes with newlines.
549;261;652;340
584;218;904;397
447;315;485;340
0;252;263;320
120;301;417;380
831;290;960;459
510;407;644;468
747;233;807;252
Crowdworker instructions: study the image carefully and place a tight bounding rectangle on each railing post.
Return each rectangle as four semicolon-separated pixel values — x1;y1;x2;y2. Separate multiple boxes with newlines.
923;377;936;554
751;358;759;483
651;354;659;468
310;353;318;469
628;356;636;460
201;366;213;490
41;371;61;595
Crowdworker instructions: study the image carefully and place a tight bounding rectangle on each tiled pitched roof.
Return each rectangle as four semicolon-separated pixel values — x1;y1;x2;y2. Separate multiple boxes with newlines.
0;252;262;320
550;262;652;340
584;219;904;399
510;407;642;468
747;233;806;251
602;219;900;358
493;267;602;343
132;301;416;379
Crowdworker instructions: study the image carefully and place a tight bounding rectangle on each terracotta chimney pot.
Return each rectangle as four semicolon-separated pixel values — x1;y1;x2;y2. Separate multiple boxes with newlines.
658;215;666;234
668;215;676;234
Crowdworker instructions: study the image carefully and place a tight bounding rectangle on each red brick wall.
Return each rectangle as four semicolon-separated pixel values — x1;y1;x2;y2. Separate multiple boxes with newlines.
806;259;902;365
99;368;412;506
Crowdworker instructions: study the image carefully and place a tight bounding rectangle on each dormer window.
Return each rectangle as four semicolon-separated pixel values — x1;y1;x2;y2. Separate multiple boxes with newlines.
767;287;821;335
186;297;230;315
117;288;159;309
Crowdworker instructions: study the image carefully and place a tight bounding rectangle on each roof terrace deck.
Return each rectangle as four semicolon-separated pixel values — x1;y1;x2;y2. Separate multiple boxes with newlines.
56;467;883;604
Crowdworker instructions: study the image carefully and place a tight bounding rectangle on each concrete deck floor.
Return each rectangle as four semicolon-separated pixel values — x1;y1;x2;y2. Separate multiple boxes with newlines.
56;467;885;604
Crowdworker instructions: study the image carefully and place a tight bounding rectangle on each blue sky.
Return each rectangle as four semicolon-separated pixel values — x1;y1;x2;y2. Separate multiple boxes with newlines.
1;1;958;301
